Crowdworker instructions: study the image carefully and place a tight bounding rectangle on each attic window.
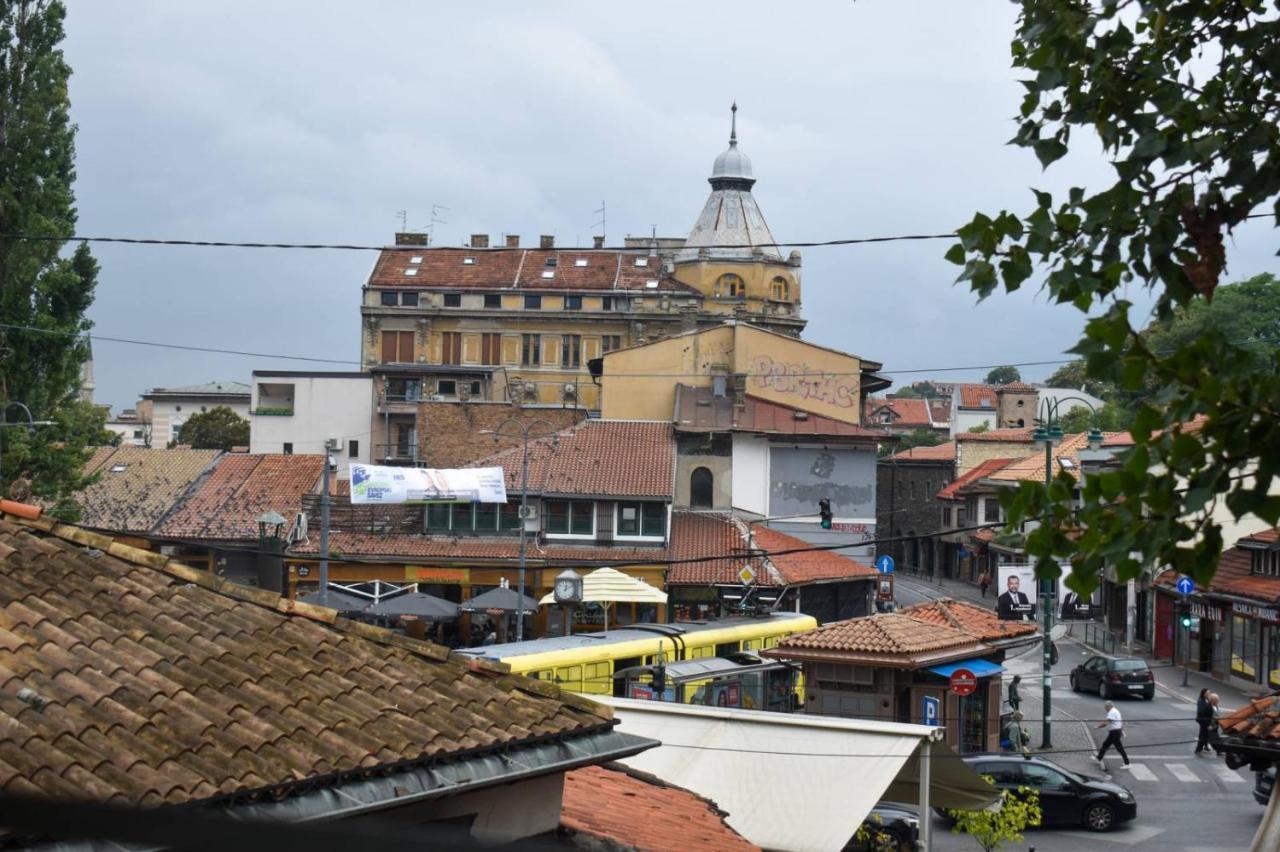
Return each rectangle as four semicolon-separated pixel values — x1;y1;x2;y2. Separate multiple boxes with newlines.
110;463;127;473
409;256;423;264
645;280;659;289
403;268;418;276
545;257;558;267
635;257;649;267
463;257;476;265
980;398;991;407
1058;458;1076;470
541;270;555;279
574;258;588;267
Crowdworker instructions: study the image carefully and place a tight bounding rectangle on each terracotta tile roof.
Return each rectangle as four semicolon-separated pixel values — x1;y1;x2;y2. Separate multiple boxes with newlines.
985;432;1126;484
674;386;883;438
666;513;755;586
750;524;877;585
471;420;674;499
900;598;1038;641
774;613;982;658
956;384;997;409
866;397;930;427
888;442;956;462
74;447;221;533
937;458;1017;500
291;530;673;564
1244;529;1280;545
156;454;323;541
955;427;1035;443
367;247;697;294
0;512;616;808
562;764;758;852
1219;694;1280;743
996;382;1037;393
1155;535;1280;604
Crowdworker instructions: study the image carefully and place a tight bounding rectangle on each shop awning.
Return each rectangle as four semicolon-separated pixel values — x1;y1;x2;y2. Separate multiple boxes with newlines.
596;696;996;852
927;659;1004;679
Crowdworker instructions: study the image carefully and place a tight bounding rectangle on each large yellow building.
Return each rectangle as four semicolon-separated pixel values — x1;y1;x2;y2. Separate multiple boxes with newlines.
359;107;806;461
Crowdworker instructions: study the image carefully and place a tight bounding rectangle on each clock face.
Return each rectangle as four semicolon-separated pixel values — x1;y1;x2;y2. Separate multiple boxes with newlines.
554;579;577;600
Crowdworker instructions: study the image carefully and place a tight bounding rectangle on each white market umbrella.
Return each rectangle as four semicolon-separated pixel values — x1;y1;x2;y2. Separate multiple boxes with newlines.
539;567;667;631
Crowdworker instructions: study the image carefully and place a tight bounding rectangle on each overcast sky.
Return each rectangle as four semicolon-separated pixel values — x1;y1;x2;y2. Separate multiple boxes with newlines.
63;1;1276;413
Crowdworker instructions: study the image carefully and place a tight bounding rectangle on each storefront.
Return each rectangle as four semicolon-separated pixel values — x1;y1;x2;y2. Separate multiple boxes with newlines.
1227;601;1280;690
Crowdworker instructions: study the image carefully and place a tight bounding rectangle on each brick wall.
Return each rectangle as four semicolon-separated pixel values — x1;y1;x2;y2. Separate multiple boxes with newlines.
416;402;587;468
876;458;954;572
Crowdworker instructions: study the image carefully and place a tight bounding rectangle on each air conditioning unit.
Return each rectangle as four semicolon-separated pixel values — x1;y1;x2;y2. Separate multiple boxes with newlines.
562;382;577;400
518;504;539;520
289;512;309;543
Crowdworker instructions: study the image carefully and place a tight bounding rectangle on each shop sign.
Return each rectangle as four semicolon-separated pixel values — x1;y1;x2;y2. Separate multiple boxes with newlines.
949;668;978;697
412;566;466;584
1189;601;1224;621
296;566;310;577
1232;601;1280;622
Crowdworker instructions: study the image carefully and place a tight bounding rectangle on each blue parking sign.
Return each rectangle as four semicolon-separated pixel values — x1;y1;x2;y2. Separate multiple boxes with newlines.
923;695;940;727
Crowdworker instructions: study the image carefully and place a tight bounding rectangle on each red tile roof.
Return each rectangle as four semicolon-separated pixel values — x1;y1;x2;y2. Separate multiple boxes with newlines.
562;765;758;852
956;384;997;409
955;427;1035;443
866;397;931;427
291;530;674;564
0;513;617;809
472;420;674;499
750;524;877;585
986;432;1126;484
888;442;955;462
666;513;756;586
368;247;697;294
74;447;222;533
937;458;1017;500
157;454;323;541
1155;534;1280;604
900;598;1038;642
1219;694;1280;743
773;613;982;658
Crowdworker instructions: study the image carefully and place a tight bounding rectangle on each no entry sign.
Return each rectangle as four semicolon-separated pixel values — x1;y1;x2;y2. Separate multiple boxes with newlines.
949;668;978;697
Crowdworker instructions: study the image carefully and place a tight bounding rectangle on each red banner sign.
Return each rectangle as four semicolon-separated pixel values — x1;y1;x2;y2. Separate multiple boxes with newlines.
949;668;978;697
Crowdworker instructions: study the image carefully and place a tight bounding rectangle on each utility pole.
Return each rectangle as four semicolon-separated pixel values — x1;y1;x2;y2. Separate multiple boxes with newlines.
319;438;336;606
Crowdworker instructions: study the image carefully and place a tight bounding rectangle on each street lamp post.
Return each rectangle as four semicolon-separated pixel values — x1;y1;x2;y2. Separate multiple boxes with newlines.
480;419;560;642
0;402;55;494
318;438;337;605
1032;396;1103;750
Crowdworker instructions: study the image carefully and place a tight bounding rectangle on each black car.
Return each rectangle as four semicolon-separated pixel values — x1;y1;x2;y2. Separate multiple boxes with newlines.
1255;766;1276;806
845;802;918;851
1069;655;1155;700
948;754;1137;832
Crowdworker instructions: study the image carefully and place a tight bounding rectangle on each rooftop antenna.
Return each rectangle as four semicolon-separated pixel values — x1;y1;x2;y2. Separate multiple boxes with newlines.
592;201;606;245
396;210;408;231
730;101;738;145
429;204;450;241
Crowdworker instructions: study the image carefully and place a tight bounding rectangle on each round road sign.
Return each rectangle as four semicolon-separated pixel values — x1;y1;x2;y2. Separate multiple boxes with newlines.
1177;576;1196;596
949;668;978;697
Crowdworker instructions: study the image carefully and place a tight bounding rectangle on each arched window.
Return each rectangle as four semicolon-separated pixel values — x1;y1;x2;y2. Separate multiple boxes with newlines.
771;276;790;300
690;467;714;508
716;274;745;299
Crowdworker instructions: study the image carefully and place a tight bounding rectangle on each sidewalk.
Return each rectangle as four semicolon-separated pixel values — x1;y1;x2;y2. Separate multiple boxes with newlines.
1001;646;1100;777
1147;656;1267;716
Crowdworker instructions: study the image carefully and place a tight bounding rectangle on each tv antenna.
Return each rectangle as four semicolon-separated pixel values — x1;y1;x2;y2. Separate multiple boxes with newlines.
429;204;450;241
592;201;606;245
396;210;408;231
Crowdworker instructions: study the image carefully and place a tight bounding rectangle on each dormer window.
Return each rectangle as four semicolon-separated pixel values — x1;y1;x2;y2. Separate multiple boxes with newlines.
463;257;476;265
616;501;667;540
574;258;588;267
634;257;649;267
545;257;558;267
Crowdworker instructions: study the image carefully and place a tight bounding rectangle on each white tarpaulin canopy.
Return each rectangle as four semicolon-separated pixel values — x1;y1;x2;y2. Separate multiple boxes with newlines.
596;696;996;852
537;567;668;606
349;464;507;504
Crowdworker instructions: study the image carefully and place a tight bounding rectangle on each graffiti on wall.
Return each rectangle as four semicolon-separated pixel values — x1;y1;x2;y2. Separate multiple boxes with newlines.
749;355;857;409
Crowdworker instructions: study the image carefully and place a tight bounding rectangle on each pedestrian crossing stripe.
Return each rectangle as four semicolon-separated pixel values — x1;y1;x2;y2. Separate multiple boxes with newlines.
1126;763;1157;781
1165;763;1202;782
1212;765;1247;784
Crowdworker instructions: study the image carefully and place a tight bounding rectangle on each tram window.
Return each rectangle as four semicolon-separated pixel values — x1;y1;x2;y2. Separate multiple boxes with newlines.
716;642;739;656
688;645;712;659
528;670;551;680
743;640;757;651
556;666;582;688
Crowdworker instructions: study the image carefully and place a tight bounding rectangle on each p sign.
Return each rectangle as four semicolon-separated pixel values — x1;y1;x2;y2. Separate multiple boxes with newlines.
922;695;940;727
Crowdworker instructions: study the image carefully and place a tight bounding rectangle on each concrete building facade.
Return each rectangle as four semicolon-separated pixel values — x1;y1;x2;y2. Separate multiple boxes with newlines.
249;372;373;478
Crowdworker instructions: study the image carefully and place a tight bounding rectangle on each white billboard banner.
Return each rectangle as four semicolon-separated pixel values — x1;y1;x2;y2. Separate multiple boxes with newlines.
996;564;1037;622
349;464;508;504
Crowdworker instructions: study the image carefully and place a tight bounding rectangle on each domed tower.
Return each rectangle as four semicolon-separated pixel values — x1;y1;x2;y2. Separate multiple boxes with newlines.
676;104;804;335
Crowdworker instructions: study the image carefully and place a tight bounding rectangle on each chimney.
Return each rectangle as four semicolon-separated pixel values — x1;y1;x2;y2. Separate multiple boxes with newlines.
592;235;605;249
395;232;429;246
470;234;489;248
505;234;520;248
540;235;555;249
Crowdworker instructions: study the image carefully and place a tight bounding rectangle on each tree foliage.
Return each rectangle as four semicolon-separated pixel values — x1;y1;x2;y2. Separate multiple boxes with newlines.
948;783;1042;852
0;1;98;517
176;406;249;450
947;0;1280;593
985;365;1022;385
879;428;945;457
967;421;991;434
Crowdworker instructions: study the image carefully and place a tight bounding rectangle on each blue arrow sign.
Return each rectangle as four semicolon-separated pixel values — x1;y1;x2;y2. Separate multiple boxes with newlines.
922;695;940;727
876;555;895;574
1177;576;1196;596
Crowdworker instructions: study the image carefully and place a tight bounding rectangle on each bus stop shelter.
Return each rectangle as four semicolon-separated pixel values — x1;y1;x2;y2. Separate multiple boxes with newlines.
596;696;996;852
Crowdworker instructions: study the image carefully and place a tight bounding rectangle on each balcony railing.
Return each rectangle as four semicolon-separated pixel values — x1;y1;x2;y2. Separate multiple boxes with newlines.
252;407;294;416
376;443;419;463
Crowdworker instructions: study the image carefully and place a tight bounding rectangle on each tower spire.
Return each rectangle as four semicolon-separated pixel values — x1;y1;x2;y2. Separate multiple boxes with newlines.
730;101;738;145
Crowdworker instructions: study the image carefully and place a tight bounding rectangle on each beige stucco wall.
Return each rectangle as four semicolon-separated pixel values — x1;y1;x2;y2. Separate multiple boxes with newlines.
734;325;861;425
600;325;735;420
955;439;1036;474
674;453;733;509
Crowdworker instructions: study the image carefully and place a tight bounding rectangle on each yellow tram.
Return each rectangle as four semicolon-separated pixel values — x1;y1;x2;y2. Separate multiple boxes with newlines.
455;612;817;696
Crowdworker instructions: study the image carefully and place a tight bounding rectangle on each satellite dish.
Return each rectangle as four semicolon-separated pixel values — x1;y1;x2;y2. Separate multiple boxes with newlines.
1050;624;1068;641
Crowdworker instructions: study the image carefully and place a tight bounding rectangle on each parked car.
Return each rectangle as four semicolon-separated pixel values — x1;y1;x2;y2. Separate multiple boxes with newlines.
942;754;1137;832
845;802;918;851
1069;655;1155;700
1255;766;1276;806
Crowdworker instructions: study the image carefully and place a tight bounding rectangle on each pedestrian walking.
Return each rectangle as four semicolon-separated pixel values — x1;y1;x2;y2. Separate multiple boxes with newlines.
1008;675;1022;713
1194;688;1213;755
1096;700;1130;769
979;570;991;598
1006;711;1030;755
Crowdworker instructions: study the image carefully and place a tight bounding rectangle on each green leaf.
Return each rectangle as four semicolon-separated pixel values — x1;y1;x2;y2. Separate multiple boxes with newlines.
1034;138;1068;168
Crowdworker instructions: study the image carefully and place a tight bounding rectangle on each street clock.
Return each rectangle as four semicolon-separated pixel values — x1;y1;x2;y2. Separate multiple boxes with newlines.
553;569;583;604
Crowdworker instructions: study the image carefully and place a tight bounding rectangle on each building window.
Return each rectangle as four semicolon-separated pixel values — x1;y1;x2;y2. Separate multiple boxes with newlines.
380;330;415;363
437;380;457;396
426;504;451;531
441;332;462;365
386;377;421;402
443;293;461;307
521;334;541;366
484;294;501;309
564;295;582;310
481;333;501;366
401;292;419;307
524;294;542;309
546;500;594;536
1233;614;1261;681
941;506;951;526
283;443;293;454
715;274;745;299
771;276;790;300
1253;550;1280;577
617;501;666;539
603;296;629;311
563;334;582;368
469;380;482;396
984;498;1001;523
690;467;713;508
348;440;358;458
601;334;622;354
380;291;397;306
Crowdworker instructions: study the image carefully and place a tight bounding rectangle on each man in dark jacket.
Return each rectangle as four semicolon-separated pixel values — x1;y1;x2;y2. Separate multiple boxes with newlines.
1195;688;1214;755
1008;675;1022;712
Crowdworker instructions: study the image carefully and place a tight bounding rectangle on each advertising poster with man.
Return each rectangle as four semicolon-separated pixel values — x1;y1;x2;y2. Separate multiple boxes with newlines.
997;565;1037;621
1057;575;1096;621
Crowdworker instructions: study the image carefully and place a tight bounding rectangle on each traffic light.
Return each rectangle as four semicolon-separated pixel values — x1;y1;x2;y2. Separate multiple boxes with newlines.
818;498;832;529
1179;604;1194;629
